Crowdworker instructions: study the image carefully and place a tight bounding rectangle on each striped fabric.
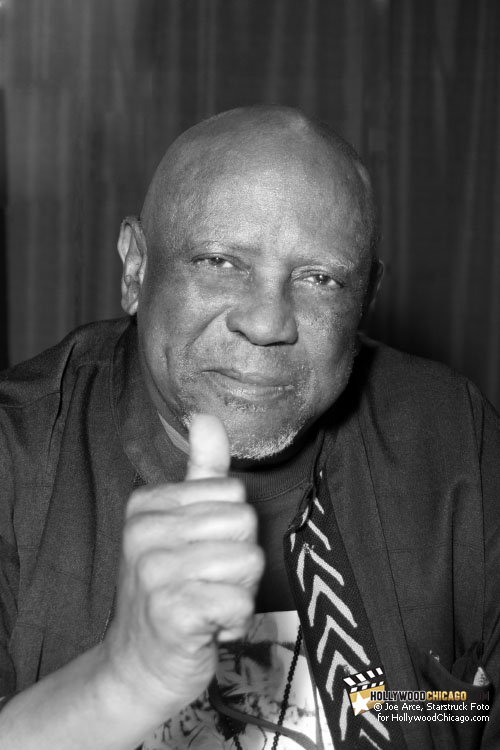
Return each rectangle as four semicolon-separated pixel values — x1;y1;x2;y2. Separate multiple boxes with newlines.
286;472;406;749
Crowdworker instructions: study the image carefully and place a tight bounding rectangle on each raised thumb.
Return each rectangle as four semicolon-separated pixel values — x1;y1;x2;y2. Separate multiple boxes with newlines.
185;413;231;480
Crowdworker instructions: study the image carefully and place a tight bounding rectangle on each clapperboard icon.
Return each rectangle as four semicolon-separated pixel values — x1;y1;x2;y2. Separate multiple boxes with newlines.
343;667;385;715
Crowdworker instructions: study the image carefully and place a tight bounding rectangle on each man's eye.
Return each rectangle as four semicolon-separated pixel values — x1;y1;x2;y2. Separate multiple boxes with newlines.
194;256;235;269
301;272;342;288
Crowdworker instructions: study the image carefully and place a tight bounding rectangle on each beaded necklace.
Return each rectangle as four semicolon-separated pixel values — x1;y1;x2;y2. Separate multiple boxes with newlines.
223;625;303;750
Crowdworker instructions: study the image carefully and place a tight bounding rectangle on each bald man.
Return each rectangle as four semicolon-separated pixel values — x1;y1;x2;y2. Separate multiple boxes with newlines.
0;106;499;750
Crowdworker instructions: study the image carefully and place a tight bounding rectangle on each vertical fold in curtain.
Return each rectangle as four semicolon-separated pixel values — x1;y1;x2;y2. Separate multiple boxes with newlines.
297;0;318;113
0;87;7;371
382;0;500;408
449;0;500;399
196;0;217;118
360;0;391;340
0;0;6;369
487;90;500;402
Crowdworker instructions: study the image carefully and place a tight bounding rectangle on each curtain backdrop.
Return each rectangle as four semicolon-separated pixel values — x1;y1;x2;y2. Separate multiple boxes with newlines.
1;0;499;408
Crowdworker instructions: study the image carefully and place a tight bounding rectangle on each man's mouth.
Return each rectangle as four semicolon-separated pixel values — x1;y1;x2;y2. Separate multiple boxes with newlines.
202;368;295;401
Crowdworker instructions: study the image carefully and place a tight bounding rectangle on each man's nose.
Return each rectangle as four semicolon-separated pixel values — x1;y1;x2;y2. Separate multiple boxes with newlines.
225;283;298;346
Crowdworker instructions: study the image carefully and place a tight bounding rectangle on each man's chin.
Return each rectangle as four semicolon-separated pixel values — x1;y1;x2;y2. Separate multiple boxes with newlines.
228;426;299;461
180;407;305;461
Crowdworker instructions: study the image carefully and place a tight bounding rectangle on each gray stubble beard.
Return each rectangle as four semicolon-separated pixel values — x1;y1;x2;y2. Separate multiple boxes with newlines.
179;406;306;461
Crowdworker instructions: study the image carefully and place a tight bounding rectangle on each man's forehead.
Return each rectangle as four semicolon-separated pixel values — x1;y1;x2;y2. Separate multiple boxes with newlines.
141;106;376;254
187;169;366;243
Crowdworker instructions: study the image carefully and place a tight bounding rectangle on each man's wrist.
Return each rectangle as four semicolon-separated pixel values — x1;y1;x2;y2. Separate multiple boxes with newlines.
91;640;186;731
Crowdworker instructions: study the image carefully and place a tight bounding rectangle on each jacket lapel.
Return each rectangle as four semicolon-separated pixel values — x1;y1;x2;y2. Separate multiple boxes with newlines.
325;412;434;749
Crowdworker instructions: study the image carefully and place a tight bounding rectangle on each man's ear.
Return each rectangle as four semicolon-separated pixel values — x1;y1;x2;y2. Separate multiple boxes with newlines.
361;258;384;323
117;216;147;315
368;258;384;305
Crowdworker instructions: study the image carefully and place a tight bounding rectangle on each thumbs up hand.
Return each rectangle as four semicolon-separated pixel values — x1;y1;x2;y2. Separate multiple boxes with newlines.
101;414;264;721
185;413;231;480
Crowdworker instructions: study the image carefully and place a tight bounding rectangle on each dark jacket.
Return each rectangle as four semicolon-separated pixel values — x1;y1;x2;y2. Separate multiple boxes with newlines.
1;318;499;749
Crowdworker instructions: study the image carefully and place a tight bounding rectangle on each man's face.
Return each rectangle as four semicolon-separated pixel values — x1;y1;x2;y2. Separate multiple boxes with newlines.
136;151;371;459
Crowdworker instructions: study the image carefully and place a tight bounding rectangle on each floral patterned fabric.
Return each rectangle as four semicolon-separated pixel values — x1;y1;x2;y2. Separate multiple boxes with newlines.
140;611;332;750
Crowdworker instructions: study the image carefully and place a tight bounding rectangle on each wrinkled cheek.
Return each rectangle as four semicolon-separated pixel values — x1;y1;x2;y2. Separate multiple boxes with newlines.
139;300;195;374
310;331;358;410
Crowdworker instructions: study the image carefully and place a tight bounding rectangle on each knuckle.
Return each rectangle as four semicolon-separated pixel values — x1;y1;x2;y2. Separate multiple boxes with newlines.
227;478;246;502
122;513;163;558
238;543;265;583
126;484;179;518
249;544;265;574
126;487;149;517
158;583;201;632
122;515;144;558
136;552;153;585
233;588;255;620
145;587;171;630
239;502;258;529
123;512;145;542
135;550;167;586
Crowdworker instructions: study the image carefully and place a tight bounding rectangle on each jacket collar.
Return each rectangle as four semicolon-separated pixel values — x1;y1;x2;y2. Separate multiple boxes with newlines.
112;318;186;485
320;363;433;750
